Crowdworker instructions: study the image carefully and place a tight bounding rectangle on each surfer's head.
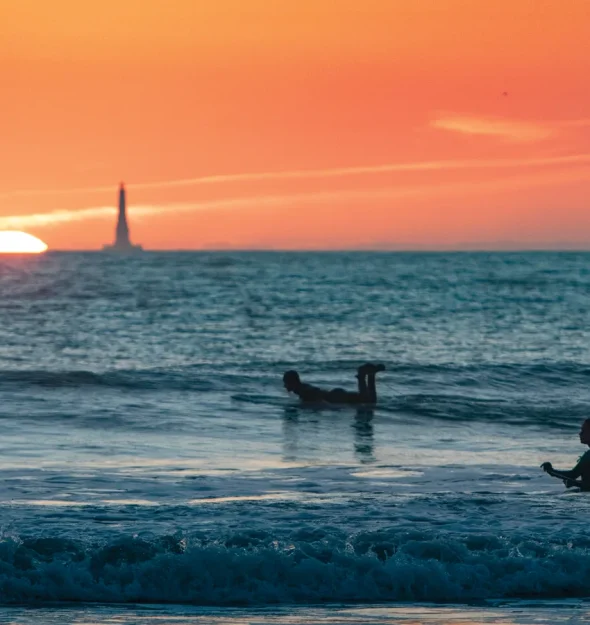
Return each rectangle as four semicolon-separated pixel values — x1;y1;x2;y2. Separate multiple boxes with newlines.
283;370;301;392
580;419;590;445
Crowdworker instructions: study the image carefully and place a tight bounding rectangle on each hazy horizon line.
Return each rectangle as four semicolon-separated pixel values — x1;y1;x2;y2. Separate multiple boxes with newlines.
41;245;590;253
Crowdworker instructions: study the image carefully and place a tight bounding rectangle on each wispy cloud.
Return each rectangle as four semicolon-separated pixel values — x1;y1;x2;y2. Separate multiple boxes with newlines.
3;167;590;232
2;153;590;200
432;114;590;143
432;114;555;142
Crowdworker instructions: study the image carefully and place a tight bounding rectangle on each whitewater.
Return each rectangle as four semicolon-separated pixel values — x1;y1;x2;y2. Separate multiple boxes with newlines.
2;251;590;624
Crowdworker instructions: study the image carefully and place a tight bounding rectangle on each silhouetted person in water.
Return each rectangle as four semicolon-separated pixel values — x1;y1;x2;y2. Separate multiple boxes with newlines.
541;419;590;490
283;363;385;405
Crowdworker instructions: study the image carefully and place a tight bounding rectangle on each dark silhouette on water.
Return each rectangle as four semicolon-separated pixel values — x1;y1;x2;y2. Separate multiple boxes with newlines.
283;363;385;405
541;418;590;490
103;183;143;252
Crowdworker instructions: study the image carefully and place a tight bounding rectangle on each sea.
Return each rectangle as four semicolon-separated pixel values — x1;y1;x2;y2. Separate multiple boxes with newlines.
1;251;590;624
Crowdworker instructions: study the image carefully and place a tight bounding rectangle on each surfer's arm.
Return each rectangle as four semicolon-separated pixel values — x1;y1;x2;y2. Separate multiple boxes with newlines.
549;468;577;479
541;463;577;479
541;461;586;487
549;470;583;488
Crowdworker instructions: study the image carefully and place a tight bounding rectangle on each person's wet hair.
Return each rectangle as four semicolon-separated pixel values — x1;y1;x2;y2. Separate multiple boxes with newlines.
283;370;300;386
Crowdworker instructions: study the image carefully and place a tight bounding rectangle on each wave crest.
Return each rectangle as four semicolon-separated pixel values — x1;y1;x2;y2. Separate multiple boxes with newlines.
1;530;590;605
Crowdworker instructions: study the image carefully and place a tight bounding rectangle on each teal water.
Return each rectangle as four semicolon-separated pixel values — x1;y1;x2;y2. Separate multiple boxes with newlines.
1;252;590;621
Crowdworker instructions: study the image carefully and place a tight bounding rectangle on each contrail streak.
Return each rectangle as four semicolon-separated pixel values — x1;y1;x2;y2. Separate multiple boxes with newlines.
2;167;589;231
1;153;590;199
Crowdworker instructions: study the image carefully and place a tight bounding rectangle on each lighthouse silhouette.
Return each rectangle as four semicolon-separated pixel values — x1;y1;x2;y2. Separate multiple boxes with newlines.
103;183;143;252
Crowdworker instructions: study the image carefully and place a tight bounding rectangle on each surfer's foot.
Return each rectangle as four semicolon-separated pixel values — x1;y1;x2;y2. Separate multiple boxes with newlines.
357;363;385;376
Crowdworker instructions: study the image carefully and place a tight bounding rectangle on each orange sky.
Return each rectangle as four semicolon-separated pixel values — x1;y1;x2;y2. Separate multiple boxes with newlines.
1;0;590;250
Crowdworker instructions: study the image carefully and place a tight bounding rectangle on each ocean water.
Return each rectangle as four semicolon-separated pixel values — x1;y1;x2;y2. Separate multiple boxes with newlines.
1;251;590;624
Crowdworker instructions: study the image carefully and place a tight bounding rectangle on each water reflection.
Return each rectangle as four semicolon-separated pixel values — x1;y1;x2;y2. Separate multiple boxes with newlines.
281;406;300;462
281;405;376;464
352;407;375;464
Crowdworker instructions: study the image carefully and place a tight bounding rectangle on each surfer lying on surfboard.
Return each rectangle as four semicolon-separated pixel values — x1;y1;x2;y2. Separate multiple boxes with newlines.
541;418;590;490
283;363;385;405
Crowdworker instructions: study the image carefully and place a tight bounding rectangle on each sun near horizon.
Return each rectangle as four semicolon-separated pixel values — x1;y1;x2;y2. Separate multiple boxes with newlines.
0;231;48;254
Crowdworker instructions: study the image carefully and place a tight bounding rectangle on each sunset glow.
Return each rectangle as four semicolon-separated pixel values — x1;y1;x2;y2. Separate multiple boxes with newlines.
1;0;590;249
0;231;48;254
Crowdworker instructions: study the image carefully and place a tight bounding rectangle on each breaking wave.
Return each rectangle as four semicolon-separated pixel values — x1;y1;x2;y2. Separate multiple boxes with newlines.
1;530;590;605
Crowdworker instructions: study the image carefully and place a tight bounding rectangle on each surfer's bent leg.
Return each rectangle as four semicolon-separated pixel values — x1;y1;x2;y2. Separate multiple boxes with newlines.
356;363;384;404
356;365;374;403
356;367;368;393
366;373;377;404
